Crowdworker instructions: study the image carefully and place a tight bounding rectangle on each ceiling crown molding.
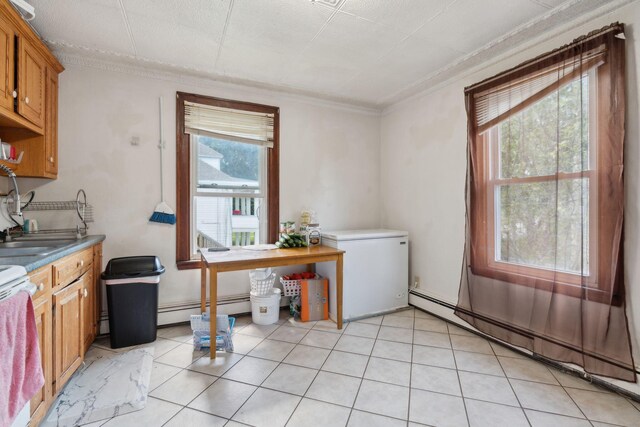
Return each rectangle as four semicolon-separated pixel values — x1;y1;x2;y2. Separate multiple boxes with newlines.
381;0;635;112
50;42;382;115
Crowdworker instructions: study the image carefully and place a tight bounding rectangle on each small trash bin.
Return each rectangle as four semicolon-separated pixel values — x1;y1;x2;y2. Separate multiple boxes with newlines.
102;256;165;349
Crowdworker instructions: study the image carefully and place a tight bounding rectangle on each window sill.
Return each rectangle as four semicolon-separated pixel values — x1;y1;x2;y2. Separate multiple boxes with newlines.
177;259;202;270
470;264;620;306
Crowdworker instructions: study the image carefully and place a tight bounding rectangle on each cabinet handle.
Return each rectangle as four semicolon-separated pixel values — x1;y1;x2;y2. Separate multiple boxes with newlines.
37;283;44;292
12;90;16;98
83;288;88;298
49;157;54;163
24;96;29;104
77;260;84;268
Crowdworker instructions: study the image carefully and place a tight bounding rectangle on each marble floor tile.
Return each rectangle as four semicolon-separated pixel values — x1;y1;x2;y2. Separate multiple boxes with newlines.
551;370;607;393
149;369;216;405
355;315;384;325
411;364;461;396
409;388;468;427
305;371;361;407
510;379;584;418
230;333;264;354
262;363;318;396
498;356;559;385
465;399;529;427
287;398;351;427
334;334;375;355
371;340;412;362
525;409;592;427
267;325;309;343
188;378;256;418
458;371;519;406
163;407;227;427
101;397;181;427
148;361;181;391
565;387;640;426
187;351;244;376
450;334;494;355
222;356;279;385
454;350;504;376
382;315;414;329
343;321;380;338
298;330;341;349
412;344;456;369
321;351;369;377
413;330;450;348
347;410;406;427
312;319;342;334
354;379;409;420
157;324;193;342
283;344;331;369
237;323;280;338
377;325;414;344
305;371;362;407
154;343;207;368
247;339;296;362
364;356;411;387
232;387;301;427
490;341;527;359
414;317;448;333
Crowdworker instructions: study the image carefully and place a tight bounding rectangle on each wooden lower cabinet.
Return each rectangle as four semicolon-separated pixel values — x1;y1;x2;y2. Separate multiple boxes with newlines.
28;242;103;426
30;296;52;424
53;275;85;393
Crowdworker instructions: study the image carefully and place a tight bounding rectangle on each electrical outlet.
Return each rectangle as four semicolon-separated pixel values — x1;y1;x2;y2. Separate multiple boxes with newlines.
414;276;420;288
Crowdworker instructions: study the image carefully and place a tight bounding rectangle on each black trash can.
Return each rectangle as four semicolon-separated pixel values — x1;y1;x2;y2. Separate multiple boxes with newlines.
101;256;165;349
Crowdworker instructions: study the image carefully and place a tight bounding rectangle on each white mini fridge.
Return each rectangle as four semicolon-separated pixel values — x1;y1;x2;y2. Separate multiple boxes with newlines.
316;229;409;322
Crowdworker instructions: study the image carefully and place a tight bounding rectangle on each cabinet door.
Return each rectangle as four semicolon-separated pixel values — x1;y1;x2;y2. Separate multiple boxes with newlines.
30;297;52;425
53;276;85;392
17;36;45;128
44;66;58;176
82;270;95;352
0;13;14;113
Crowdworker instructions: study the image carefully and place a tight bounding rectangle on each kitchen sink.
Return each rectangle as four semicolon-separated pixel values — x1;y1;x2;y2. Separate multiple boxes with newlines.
0;239;77;258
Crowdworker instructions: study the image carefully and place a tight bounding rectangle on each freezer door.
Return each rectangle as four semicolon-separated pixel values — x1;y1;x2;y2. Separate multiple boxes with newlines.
318;236;409;321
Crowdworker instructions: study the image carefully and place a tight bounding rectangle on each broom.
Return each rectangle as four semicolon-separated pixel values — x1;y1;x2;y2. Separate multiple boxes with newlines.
149;96;176;225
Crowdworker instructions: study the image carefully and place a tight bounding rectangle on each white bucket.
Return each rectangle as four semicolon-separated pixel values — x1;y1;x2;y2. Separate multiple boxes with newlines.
250;288;281;325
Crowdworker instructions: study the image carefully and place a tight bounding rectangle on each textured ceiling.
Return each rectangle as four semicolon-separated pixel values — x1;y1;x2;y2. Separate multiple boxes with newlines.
26;0;629;108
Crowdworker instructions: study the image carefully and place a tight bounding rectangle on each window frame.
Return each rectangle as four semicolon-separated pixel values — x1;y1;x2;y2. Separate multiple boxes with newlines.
468;60;621;305
176;92;279;270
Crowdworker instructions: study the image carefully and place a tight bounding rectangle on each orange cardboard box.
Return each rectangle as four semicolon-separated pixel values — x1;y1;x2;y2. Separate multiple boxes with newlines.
300;278;329;322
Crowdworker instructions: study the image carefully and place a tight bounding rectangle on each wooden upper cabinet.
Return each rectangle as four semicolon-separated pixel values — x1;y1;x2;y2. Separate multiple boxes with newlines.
17;36;45;129
45;66;58;175
0;12;13;113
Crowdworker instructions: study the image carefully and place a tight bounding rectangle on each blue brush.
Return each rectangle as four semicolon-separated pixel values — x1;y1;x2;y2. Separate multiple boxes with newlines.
149;96;176;225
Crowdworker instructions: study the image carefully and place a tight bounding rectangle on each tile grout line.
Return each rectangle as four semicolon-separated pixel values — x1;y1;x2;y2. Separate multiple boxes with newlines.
344;317;383;426
450;327;472;427
492;339;533;427
405;313;416;427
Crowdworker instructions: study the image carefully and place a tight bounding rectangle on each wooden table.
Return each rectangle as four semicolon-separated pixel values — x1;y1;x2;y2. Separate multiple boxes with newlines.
200;245;345;359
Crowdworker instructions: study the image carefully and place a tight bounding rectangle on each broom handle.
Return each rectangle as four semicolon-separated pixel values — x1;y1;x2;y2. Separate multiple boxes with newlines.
159;96;165;203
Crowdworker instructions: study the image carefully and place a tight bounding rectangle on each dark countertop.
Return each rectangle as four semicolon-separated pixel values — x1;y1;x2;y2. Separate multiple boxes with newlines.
0;235;106;272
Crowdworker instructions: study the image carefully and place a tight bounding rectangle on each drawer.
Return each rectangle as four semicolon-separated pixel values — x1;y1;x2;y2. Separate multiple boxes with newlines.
28;265;52;302
53;248;93;289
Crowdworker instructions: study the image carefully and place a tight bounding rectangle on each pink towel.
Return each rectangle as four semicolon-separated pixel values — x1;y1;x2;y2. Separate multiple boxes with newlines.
0;292;44;427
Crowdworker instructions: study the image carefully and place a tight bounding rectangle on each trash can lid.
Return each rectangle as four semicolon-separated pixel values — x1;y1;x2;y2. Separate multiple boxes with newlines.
101;256;165;280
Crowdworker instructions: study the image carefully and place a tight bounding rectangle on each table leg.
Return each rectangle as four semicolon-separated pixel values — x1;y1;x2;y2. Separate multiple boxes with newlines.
200;261;206;314
336;254;343;330
209;265;218;359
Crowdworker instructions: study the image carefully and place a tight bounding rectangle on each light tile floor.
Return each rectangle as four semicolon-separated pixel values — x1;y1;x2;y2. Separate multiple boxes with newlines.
77;308;640;427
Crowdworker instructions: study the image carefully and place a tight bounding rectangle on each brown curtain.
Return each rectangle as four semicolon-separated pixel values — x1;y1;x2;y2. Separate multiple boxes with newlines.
456;23;636;381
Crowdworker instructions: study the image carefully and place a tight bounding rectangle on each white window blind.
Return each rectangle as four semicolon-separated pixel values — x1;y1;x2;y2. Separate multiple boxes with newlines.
185;101;275;148
473;46;606;133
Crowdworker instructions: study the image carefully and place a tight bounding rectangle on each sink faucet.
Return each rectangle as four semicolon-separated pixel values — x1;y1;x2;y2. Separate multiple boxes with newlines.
0;164;21;238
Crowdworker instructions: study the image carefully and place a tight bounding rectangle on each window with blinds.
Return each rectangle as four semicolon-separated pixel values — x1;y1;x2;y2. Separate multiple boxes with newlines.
176;92;280;263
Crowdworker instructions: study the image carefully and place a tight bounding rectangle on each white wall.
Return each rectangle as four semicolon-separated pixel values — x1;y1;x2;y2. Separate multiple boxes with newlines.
380;3;640;394
16;60;381;322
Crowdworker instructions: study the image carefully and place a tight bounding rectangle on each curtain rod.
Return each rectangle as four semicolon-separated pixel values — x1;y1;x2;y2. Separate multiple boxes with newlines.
465;22;624;93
